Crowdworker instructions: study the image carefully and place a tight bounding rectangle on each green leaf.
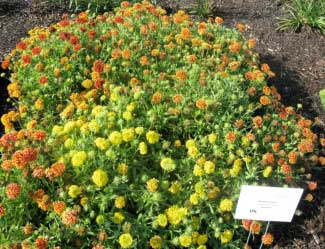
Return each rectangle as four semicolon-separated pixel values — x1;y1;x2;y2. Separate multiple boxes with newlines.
320;89;325;109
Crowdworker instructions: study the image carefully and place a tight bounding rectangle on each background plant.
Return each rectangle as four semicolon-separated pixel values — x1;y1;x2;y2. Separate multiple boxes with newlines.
278;0;325;33
0;1;322;248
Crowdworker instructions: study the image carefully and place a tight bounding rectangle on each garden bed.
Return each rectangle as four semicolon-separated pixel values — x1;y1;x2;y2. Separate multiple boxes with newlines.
0;0;324;248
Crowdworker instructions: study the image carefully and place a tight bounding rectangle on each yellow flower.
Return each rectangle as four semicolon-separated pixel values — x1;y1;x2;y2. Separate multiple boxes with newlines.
34;98;44;110
68;185;81;198
117;163;128;175
113;212;125;224
157;214;168;227
88;120;100;133
122;128;135;142
185;139;196;148
220;230;233;244
165;205;188;226
119;233;133;248
94;137;110;150
187;146;199;158
122;111;133;121
71;151;87;167
64;138;75;149
82;79;93;89
190;193;199;205
160;158;176;172
193;164;204;176
92;169;109;187
115;196;126;209
174;140;182;147
109;131;123;145
80;197;88;206
126;102;136;112
146;131;160;144
139;142;148;155
150;235;162;249
197;234;208;245
146;178;159;192
208;133;217;144
204;161;215;174
263;166;273;177
179;234;192;247
135;126;144;134
219;199;233;212
169;181;181;194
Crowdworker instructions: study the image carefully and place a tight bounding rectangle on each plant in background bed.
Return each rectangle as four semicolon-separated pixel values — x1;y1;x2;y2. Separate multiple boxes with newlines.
278;0;325;33
320;89;325;110
0;1;323;248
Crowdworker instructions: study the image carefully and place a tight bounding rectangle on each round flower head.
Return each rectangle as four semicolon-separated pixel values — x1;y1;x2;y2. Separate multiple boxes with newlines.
92;169;109;187
119;233;133;248
220;230;233;244
160;158;176;172
150;235;163;249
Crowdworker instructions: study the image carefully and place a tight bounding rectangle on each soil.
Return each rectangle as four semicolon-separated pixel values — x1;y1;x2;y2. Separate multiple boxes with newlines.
0;0;324;248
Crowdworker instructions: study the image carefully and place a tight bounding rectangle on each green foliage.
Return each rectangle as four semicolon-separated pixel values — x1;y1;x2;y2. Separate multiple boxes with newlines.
320;89;325;109
188;0;214;18
278;0;325;33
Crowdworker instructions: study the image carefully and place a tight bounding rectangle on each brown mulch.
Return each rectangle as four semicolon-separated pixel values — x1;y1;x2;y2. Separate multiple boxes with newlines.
0;0;325;248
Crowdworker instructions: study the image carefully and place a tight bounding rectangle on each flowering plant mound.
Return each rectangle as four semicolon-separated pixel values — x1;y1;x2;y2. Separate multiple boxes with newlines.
0;1;323;248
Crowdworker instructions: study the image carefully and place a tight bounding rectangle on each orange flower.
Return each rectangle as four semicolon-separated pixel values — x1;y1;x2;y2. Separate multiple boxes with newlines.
35;237;48;249
23;223;33;235
62;210;78;226
120;1;130;8
172;94;183;104
0;204;5;217
319;156;325;166
12;151;28;169
288;151;298;164
180;28;191;40
50;162;66;177
236;23;246;32
6;183;21;199
39;76;48;85
262;233;274;245
1;59;10;70
32;189;45;202
225;132;237;143
92;60;105;73
195;98;207;110
242;219;252;231
175;70;187;82
262;86;271;95
38;195;51;211
320;138;325;147
263;152;274;165
272;142;280;152
53;201;66;214
229;41;242;53
215;16;223;24
32;165;45;179
32;46;42;55
1;160;14;172
22;54;31;65
187;54;197;63
121;49;131;59
16;41;28;50
151;92;163;104
247;38;256;49
247;87;256;96
281;163;291;175
260;96;271;105
33;130;46;141
251;221;261;234
253;116;263;128
308;181;317;191
140;55;149;66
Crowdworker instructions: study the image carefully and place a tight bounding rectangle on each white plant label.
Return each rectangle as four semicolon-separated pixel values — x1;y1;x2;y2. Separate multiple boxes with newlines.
235;185;303;222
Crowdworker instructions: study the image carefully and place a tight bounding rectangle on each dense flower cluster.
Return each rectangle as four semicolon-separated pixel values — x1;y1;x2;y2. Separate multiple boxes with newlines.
0;1;323;248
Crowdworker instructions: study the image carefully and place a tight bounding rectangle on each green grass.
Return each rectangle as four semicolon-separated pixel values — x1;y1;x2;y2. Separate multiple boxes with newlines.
278;0;325;33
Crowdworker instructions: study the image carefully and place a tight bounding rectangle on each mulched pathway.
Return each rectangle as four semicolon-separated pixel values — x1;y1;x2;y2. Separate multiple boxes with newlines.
0;0;324;248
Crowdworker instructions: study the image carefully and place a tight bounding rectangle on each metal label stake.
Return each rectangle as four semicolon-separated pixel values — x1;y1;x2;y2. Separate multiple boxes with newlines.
258;221;271;249
245;222;253;247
